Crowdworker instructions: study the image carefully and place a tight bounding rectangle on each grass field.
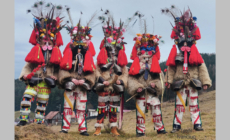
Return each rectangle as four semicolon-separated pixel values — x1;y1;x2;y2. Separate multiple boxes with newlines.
15;90;215;140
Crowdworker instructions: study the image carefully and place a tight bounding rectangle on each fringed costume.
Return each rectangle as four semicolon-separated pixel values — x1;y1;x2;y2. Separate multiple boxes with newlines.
17;2;65;126
127;13;167;137
58;7;97;136
161;6;212;132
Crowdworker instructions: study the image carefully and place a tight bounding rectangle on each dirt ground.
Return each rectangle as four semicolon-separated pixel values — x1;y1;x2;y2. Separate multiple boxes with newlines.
15;90;216;140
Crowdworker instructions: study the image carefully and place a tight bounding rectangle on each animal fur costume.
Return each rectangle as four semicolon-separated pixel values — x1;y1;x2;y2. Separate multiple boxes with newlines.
17;2;65;126
161;6;212;132
58;8;96;136
93;15;129;136
128;28;167;136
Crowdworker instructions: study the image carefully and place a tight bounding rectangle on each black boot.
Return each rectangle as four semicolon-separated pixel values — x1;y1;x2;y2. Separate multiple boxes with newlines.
16;121;27;126
136;133;145;137
80;131;89;136
157;129;168;134
194;124;203;131
171;124;181;133
59;130;68;133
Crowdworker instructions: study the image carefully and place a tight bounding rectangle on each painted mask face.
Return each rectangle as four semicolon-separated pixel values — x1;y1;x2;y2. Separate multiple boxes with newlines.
41;40;54;51
139;52;153;64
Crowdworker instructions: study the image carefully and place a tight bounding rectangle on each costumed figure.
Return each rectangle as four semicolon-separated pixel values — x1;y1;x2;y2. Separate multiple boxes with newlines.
127;13;167;137
93;10;130;136
17;2;65;126
161;6;212;133
58;7;97;136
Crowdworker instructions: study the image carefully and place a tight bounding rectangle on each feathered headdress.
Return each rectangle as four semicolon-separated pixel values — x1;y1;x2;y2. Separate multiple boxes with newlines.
25;1;65;65
129;14;163;75
60;6;97;72
161;5;203;67
97;10;141;67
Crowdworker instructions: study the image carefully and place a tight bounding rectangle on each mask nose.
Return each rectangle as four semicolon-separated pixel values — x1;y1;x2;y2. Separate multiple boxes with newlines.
111;48;115;54
145;57;149;63
46;42;49;46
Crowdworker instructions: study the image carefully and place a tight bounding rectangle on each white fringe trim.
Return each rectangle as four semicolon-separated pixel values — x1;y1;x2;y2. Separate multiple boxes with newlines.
95;123;104;128
109;96;120;102
110;122;118;128
98;96;110;102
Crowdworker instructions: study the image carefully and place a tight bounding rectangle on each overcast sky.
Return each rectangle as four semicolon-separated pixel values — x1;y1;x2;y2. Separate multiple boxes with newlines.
15;0;215;79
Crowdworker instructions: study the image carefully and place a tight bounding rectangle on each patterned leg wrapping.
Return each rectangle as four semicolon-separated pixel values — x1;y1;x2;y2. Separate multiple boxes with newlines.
75;88;87;132
20;85;37;122
136;95;146;134
173;87;187;126
62;91;74;131
188;87;202;126
34;82;51;124
109;92;120;128
151;97;165;131
173;86;202;128
95;92;109;128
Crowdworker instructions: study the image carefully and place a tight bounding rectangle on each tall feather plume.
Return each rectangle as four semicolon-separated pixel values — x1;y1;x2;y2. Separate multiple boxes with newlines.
161;8;176;21
139;17;144;34
44;2;52;17
86;10;98;27
144;19;147;34
123;11;139;29
151;15;154;34
65;5;73;27
170;5;180;18
54;5;63;18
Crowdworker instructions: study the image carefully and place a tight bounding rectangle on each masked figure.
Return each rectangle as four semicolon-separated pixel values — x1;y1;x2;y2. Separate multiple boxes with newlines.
58;8;96;136
17;2;65;126
128;26;167;137
93;16;129;136
161;6;212;133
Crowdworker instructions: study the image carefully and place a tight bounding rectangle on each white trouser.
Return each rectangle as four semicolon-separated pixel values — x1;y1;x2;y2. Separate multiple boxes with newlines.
136;94;164;134
173;85;201;126
62;87;87;132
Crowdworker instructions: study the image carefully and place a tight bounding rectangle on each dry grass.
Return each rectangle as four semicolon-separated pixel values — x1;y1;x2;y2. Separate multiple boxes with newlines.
15;90;216;140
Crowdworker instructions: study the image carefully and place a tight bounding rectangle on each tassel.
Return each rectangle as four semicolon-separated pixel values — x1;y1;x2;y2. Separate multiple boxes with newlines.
60;47;73;70
170;27;179;39
117;49;128;67
49;46;62;65
130;45;137;60
155;46;160;60
63;43;71;55
102;108;105;113
88;41;96;56
97;108;99;112
189;44;204;66
129;57;140;75
99;39;105;50
109;107;111;112
97;48;108;65
166;45;177;66
111;108;113;112
193;27;201;40
150;55;161;73
99;109;101;114
29;29;37;45
83;51;95;72
55;32;63;46
122;44;126;51
114;108;116;112
25;44;45;64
